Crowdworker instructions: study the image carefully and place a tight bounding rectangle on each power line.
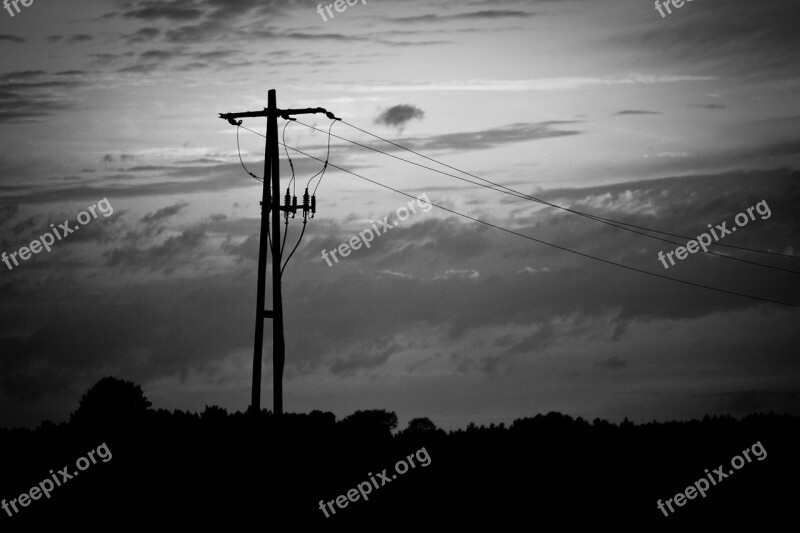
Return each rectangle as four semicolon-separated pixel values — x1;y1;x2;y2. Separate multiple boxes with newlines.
305;119;338;196
338;119;800;262
281;219;307;277
283;119;297;197
289;121;799;275
236;123;263;182
238;124;799;309
281;217;290;255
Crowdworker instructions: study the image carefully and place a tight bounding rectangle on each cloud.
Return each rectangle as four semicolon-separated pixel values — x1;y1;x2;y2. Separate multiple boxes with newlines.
1;169;798;424
314;75;716;94
608;0;800;79
612;110;661;116
330;338;401;376
141;202;189;224
392;10;535;23
0;71;84;124
400;121;582;151
0;204;18;227
124;27;161;43
596;356;627;370
689;103;726;110
374;104;425;128
0;35;25;44
714;390;800;415
106;225;209;273
123;2;205;21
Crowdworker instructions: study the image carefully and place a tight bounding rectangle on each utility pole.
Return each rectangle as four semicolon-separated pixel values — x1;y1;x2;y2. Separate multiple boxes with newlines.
219;90;338;416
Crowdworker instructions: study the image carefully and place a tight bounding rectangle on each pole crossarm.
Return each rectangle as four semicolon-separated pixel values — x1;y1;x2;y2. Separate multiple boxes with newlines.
219;107;340;125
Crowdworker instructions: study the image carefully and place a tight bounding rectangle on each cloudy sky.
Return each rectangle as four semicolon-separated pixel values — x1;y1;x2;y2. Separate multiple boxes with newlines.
1;0;799;429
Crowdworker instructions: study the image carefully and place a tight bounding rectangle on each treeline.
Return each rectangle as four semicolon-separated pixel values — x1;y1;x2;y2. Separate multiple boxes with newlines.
1;377;797;529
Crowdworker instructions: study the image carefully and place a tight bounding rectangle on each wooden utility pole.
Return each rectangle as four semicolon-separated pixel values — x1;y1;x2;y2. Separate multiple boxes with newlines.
219;90;338;416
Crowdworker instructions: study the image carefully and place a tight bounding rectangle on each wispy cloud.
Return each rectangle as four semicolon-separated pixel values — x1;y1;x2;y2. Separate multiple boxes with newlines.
311;74;717;93
612;110;661;116
0;35;25;44
392;10;536;24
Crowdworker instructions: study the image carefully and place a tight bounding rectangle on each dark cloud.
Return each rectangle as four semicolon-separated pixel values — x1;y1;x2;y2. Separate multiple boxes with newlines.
714;390;800;415
0;35;25;44
689;104;726;110
283;31;371;42
374;104;425;128
609;0;800;79
69;34;94;43
392;10;535;23
124;27;161;44
0;204;19;227
612;110;661;116
0;169;798;423
596;356;627;370
0;71;84;124
0;273;255;403
107;226;209;273
123;1;205;21
10;215;41;237
330;338;400;376
402;121;582;151
141;202;190;224
101;153;136;164
109;0;306;46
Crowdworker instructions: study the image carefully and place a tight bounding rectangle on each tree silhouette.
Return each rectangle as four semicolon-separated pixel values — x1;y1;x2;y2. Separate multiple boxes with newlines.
403;416;445;436
339;409;398;440
201;404;229;422
70;376;152;425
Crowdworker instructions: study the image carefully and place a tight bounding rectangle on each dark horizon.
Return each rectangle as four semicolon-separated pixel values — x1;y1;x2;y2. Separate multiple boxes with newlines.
1;377;797;527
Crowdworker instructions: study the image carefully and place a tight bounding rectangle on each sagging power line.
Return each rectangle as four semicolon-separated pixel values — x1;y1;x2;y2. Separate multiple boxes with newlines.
285;120;799;275
237;122;800;309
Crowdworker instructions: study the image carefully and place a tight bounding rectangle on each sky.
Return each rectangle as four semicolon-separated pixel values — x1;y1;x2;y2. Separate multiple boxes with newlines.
1;0;799;429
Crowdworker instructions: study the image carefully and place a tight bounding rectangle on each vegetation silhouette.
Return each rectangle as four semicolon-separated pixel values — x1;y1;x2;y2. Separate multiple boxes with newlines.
70;377;152;427
0;376;797;529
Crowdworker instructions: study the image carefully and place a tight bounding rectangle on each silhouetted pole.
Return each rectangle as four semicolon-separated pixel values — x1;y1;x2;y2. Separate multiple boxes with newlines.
246;94;272;417
267;90;285;416
219;91;339;417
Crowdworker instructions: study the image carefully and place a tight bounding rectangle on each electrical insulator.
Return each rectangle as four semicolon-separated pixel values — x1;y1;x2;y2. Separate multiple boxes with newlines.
283;188;291;220
291;195;298;218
